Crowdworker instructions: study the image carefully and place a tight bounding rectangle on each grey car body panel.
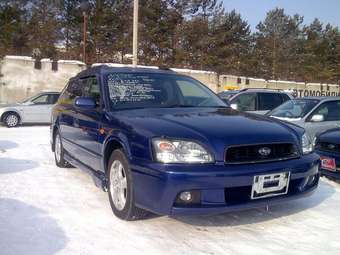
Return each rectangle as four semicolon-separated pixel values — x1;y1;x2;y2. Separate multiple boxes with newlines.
269;97;340;140
0;92;60;124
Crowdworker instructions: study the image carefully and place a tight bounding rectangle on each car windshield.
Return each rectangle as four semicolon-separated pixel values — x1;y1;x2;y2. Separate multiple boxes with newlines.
269;99;320;119
105;72;227;110
20;94;37;103
218;91;238;100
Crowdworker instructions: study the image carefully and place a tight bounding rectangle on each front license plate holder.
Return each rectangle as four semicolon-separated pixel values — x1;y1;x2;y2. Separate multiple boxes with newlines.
251;172;290;200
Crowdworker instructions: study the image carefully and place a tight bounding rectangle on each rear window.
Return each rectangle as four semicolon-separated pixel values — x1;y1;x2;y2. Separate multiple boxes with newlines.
258;93;284;111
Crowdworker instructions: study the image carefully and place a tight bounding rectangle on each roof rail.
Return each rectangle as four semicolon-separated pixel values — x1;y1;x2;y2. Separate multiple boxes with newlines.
92;63;159;69
240;88;284;92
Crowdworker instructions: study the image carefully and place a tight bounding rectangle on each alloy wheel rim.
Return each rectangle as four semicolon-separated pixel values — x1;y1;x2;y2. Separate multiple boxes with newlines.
7;115;18;127
55;134;61;162
110;160;127;211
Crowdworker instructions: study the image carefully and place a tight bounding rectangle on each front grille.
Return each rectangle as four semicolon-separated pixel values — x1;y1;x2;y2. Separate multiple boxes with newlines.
315;142;340;153
225;143;299;164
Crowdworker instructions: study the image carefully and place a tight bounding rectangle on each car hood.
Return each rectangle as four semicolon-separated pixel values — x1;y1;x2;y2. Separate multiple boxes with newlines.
318;128;340;144
0;103;20;108
108;108;303;161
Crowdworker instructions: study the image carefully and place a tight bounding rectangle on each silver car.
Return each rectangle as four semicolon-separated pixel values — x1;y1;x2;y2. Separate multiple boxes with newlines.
268;97;340;140
218;89;293;115
0;91;60;127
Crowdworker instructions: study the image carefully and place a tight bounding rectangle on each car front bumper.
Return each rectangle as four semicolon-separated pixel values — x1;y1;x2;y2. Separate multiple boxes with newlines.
130;153;320;216
316;150;340;180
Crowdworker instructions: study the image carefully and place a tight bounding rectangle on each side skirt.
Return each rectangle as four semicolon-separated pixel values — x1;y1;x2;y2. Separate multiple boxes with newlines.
64;153;108;192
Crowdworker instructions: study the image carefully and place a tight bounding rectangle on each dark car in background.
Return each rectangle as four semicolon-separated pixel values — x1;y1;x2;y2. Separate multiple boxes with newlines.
218;89;292;115
315;129;340;180
51;65;319;221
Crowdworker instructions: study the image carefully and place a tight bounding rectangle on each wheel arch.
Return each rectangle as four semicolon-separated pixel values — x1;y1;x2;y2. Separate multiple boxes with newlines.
103;136;131;175
0;110;22;123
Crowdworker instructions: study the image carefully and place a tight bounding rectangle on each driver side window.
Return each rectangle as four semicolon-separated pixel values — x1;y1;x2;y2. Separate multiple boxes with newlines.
32;94;49;105
233;93;256;111
310;101;340;122
82;76;101;106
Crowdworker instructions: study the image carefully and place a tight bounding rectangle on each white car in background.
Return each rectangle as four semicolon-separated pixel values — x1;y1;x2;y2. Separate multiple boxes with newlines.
0;91;60;127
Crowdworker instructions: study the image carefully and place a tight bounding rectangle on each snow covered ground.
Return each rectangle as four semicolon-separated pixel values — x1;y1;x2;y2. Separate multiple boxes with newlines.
0;126;340;255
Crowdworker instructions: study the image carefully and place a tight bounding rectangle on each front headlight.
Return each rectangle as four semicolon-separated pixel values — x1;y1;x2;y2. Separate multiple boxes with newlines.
152;138;213;163
302;133;313;154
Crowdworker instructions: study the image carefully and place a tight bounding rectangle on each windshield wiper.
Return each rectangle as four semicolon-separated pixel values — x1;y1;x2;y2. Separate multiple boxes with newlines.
159;104;196;108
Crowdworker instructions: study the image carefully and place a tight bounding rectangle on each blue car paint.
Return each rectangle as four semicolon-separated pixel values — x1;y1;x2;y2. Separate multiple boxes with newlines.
316;128;340;179
51;66;319;216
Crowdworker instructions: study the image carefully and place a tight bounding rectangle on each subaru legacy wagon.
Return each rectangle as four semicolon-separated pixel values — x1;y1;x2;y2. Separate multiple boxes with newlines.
51;65;319;220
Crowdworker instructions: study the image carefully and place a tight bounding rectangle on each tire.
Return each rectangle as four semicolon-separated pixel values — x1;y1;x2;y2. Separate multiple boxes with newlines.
4;113;20;128
107;149;149;220
54;130;68;168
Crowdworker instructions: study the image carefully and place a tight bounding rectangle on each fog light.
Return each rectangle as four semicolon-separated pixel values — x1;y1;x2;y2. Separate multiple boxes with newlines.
179;191;192;202
307;174;318;186
175;190;201;206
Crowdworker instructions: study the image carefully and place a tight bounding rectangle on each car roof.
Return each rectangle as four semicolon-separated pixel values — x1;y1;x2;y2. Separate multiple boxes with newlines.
73;65;178;79
218;90;240;94
222;88;291;94
40;91;60;94
295;96;340;101
238;88;289;93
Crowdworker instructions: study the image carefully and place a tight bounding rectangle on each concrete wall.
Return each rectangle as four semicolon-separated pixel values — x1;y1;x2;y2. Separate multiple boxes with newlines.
219;75;340;97
1;55;339;104
0;56;85;103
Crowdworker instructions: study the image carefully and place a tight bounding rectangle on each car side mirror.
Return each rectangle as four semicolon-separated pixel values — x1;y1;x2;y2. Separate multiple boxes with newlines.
230;103;238;110
74;96;96;109
310;114;324;122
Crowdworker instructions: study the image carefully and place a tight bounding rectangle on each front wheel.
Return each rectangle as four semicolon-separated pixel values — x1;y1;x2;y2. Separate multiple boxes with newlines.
5;113;20;128
107;149;149;220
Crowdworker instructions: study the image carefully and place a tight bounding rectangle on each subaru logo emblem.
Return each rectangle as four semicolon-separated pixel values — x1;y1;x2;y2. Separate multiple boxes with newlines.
258;147;271;157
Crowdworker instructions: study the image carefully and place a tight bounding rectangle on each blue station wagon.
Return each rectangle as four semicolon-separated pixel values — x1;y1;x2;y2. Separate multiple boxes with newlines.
315;128;340;180
51;65;319;220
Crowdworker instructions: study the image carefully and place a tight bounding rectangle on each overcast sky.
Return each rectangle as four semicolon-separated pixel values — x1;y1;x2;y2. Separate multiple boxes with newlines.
222;0;340;31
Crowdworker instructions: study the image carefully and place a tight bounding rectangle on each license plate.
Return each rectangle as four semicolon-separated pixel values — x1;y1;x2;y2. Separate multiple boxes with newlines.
321;157;336;172
251;172;290;200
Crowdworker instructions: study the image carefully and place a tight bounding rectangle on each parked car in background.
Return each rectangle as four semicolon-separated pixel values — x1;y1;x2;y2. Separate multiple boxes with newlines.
51;65;319;221
0;91;60;127
268;97;340;140
218;89;292;115
315;128;340;180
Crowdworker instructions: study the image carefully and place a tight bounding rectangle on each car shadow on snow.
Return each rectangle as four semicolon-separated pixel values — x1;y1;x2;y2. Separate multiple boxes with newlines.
0;157;39;174
0;198;67;255
0;140;18;153
173;180;335;227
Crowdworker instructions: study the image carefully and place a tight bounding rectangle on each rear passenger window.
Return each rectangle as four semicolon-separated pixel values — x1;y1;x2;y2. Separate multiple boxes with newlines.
233;93;256;111
258;93;283;111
